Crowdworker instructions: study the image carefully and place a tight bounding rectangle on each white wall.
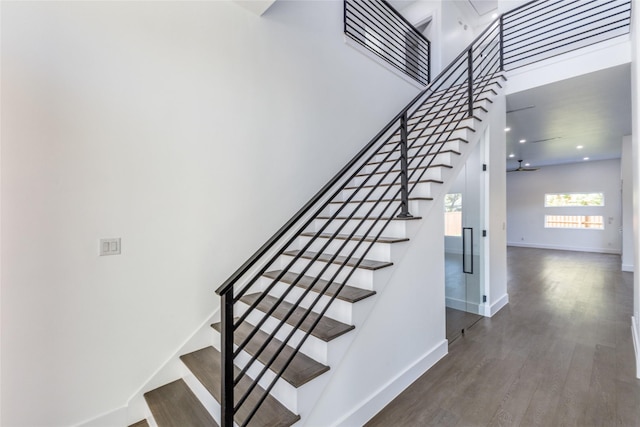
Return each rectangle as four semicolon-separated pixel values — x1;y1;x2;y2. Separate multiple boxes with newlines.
485;92;508;315
622;135;634;271
0;1;420;425
507;159;622;254
630;0;640;379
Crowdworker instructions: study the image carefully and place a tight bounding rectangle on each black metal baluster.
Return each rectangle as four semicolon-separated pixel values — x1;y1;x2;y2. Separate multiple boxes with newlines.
499;14;505;71
221;292;234;427
467;48;474;117
397;112;412;218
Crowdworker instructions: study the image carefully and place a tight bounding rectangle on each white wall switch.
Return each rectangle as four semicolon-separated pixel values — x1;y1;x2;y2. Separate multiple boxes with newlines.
100;238;121;256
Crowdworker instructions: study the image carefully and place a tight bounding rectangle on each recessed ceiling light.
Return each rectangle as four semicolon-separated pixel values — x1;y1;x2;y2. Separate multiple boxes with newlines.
577;145;584;149
583;157;590;161
504;127;511;132
525;163;531;166
519;139;526;143
508;153;515;158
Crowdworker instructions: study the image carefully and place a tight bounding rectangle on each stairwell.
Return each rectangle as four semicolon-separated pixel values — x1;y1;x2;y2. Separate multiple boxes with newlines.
126;0;633;425
130;72;506;426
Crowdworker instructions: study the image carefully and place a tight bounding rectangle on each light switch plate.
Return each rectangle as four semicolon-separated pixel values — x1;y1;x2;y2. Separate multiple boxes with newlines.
100;238;121;256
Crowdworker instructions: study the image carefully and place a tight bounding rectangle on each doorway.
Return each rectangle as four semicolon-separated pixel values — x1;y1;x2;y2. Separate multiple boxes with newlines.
444;138;485;342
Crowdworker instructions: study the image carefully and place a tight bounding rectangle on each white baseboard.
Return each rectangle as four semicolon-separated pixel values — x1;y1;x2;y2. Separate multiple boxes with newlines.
74;406;126;427
446;297;482;315
622;263;634;272
507;242;621;255
487;293;509;317
632;316;640;379
333;339;448;427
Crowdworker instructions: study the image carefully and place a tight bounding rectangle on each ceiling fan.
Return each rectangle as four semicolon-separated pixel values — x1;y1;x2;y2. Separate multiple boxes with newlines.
508;160;539;172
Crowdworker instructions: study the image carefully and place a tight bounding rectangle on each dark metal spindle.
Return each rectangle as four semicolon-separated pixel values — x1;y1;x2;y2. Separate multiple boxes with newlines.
220;292;234;427
397;112;412;219
467;48;474;117
499;15;505;71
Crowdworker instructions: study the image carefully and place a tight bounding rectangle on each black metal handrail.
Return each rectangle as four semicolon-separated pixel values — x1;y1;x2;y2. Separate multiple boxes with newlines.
215;1;632;426
344;0;431;86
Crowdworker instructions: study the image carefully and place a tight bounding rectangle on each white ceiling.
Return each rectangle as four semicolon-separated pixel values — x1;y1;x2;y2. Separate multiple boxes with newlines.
467;0;498;16
505;64;631;171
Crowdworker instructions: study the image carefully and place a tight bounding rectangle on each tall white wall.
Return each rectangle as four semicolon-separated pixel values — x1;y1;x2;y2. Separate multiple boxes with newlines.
0;1;421;425
622;135;634;271
485;92;508;315
507;159;622;254
630;0;640;379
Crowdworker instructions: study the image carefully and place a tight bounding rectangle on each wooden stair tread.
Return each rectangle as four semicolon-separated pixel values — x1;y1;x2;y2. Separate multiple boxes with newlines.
128;420;150;427
211;320;329;388
283;249;393;270
390;125;475;139
180;346;300;427
144;379;218;427
264;269;377;303
358;163;453;176
240;293;354;342
417;94;493;111
379;136;468;152
299;232;409;245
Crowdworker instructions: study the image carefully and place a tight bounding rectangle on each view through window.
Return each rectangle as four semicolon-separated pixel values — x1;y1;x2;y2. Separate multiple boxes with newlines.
445;193;462;236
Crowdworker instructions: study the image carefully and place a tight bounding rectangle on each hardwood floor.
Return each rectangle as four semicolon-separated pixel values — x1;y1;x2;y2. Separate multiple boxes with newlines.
366;247;640;427
446;307;482;343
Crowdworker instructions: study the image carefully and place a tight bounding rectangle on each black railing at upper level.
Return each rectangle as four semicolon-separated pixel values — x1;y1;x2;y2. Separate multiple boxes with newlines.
215;1;631;426
344;0;431;86
503;0;631;70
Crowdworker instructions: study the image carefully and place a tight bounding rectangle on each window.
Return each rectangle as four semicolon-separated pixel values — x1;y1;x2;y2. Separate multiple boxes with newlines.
544;192;604;207
444;193;462;236
545;215;604;230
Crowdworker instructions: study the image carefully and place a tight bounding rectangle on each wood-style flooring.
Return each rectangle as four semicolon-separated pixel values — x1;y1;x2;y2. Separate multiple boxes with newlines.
367;247;640;426
446;307;482;343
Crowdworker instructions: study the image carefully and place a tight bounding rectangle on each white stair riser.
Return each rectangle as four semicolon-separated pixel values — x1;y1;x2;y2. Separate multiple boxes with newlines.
373;141;463;163
237;302;329;364
324;199;421;217
311;217;408;239
278;254;376;290
266;281;354;325
339;181;436;200
414;98;492;118
376;139;463;159
295;235;393;263
363;151;458;175
387;127;472;147
353;166;443;186
209;328;300;413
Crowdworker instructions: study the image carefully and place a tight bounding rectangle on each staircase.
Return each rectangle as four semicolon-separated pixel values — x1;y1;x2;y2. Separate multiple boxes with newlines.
127;0;633;425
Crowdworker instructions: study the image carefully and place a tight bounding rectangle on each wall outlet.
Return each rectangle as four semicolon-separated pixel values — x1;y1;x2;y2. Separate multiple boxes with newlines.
100;238;121;256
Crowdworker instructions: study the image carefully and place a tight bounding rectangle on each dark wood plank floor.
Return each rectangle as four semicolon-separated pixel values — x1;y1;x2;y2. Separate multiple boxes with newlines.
446;307;482;343
367;247;640;427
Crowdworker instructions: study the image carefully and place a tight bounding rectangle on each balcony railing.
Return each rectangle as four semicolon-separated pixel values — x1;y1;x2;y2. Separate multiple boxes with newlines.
344;0;431;86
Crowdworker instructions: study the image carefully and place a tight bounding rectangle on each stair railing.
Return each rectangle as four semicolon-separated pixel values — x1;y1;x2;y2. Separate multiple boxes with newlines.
215;1;631;425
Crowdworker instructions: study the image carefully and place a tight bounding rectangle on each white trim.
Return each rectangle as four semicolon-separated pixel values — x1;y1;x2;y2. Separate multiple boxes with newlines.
333;340;448;427
507;242;621;255
622;263;634;272
446;296;482;315
74;406;126;427
487;293;509;317
344;35;426;90
632;316;640;379
124;308;220;424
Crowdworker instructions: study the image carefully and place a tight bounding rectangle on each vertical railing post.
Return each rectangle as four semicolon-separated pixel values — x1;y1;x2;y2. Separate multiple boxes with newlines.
397;112;413;219
467;47;474;117
499;14;505;71
220;292;234;427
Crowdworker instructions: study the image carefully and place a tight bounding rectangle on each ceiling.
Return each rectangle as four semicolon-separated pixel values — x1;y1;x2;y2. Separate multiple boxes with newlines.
505;64;631;171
